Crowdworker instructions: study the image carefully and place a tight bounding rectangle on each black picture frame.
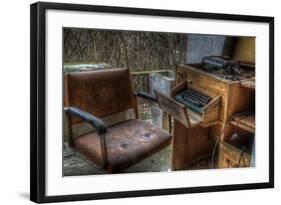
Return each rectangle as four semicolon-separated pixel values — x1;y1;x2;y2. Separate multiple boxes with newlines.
30;1;274;203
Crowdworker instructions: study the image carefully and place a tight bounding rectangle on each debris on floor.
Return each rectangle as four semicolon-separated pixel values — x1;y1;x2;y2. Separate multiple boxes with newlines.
63;143;215;176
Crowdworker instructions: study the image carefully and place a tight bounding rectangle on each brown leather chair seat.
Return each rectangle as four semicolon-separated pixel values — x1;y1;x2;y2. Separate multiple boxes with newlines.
74;119;171;172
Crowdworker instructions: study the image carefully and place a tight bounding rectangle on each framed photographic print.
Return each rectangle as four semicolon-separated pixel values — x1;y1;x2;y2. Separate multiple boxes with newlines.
30;1;274;203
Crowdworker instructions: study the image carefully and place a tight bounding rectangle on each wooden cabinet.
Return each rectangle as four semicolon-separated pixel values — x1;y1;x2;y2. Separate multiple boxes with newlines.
218;141;251;168
169;64;255;170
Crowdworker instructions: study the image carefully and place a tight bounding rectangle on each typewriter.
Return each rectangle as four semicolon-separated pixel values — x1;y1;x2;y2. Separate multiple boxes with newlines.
175;88;211;114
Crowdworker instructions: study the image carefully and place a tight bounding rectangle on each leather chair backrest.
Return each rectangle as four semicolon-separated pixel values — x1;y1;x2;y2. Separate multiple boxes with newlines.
64;68;136;124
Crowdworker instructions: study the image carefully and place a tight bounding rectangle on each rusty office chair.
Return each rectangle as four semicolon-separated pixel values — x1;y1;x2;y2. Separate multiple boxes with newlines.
64;68;171;173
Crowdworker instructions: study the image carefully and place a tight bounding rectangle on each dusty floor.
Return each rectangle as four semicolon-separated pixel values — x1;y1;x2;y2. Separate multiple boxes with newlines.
63;143;214;176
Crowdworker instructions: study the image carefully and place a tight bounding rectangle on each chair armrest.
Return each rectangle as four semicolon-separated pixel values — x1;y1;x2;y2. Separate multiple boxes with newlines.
64;106;107;136
135;91;157;103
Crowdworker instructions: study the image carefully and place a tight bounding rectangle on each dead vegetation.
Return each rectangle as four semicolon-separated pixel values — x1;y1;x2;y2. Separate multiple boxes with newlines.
63;28;187;72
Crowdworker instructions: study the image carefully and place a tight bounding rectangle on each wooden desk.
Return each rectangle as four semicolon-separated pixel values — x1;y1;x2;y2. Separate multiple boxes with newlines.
169;64;254;170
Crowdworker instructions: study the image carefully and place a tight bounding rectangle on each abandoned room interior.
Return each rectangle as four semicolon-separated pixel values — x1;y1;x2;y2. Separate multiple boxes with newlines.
63;29;255;176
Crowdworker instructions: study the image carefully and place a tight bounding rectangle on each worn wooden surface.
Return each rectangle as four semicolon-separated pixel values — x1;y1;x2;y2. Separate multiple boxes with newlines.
226;83;254;121
202;95;221;125
173;66;224;126
231;114;255;134
155;90;190;127
170;80;187;98
176;64;228;122
172;121;211;170
176;64;254;132
218;141;251;168
172;64;255;170
218;120;254;168
171;36;255;170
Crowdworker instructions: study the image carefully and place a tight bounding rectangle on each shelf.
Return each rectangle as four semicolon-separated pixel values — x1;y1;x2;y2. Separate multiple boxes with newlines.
230;114;255;133
241;78;255;90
